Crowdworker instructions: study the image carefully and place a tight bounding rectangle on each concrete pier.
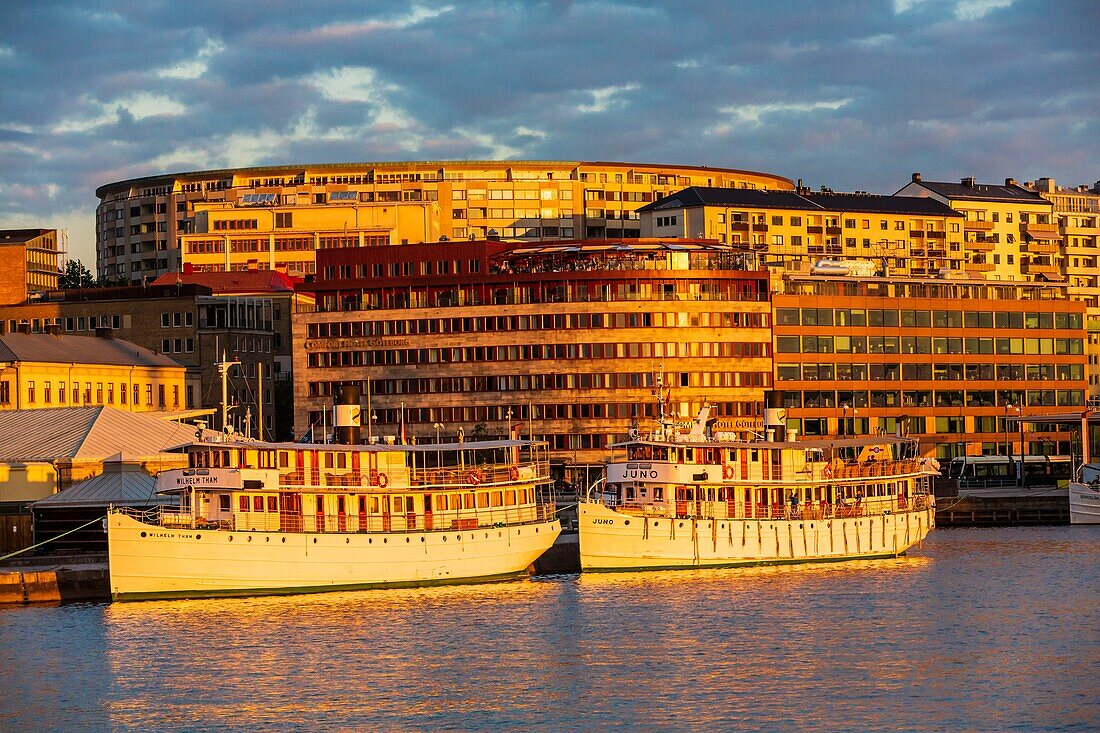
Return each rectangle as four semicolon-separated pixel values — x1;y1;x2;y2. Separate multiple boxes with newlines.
0;561;109;604
935;495;1069;527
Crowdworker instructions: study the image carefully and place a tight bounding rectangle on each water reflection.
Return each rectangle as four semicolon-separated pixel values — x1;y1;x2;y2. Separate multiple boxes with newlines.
1;527;1095;732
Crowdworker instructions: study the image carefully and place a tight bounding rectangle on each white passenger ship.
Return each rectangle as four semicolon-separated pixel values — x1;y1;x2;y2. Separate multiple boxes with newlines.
108;437;561;601
580;402;936;572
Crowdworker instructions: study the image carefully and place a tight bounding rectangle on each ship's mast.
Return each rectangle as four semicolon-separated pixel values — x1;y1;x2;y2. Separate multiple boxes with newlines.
217;350;241;433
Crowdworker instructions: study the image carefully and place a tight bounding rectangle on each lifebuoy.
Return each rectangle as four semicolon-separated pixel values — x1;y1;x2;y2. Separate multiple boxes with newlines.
467;470;482;486
376;472;388;488
722;464;735;480
509;466;520;481
822;465;833;479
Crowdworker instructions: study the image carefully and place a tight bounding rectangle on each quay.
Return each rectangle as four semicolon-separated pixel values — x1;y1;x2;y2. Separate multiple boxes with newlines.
935;495;1069;527
0;554;108;604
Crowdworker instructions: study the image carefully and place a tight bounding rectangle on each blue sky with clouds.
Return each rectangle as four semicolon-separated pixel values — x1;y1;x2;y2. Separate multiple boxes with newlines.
1;0;1097;264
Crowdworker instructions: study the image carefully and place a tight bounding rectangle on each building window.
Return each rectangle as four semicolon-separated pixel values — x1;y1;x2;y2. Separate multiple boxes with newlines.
158;385;166;406
134;384;140;405
27;381;35;404
275;212;293;227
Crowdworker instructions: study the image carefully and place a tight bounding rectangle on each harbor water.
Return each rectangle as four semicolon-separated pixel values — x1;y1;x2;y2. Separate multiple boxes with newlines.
1;526;1096;732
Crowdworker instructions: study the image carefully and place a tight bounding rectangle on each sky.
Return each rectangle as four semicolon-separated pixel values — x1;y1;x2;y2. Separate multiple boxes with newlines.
1;0;1097;266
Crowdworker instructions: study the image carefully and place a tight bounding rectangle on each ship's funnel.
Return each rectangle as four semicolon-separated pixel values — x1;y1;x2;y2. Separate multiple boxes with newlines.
765;408;787;441
335;384;362;445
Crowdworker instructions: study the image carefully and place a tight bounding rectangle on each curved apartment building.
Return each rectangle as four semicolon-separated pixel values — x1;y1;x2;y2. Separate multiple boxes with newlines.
94;160;794;283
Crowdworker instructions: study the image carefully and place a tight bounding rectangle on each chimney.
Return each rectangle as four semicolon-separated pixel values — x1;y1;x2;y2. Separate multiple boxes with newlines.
961;176;976;188
1093;180;1100;194
95;327;114;339
1035;177;1055;193
47;323;62;336
1005;178;1017;187
16;321;30;334
912;172;922;182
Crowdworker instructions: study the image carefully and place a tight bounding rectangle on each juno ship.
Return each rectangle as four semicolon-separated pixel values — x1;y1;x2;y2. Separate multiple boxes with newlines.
108;421;561;601
579;395;935;572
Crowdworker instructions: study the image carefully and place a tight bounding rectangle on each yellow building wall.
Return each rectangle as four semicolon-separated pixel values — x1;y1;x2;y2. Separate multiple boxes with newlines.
0;362;189;412
0;462;58;503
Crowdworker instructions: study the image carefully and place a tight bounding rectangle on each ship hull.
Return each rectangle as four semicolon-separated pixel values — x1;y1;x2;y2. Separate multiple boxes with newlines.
108;513;561;601
1068;482;1100;525
578;502;934;572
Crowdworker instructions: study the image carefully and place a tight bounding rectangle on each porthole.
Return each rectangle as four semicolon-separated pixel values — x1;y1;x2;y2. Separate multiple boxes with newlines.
535;527;539;533
265;537;270;542
405;537;410;543
383;538;388;544
443;536;447;542
312;538;317;544
799;524;803;529
720;523;725;529
810;524;814;529
140;531;147;538
457;535;462;541
196;534;202;540
368;538;373;544
346;538;350;544
498;531;502;538
679;522;684;528
247;536;252;542
623;520;630;526
420;537;425;542
281;537;285;543
228;536;233;542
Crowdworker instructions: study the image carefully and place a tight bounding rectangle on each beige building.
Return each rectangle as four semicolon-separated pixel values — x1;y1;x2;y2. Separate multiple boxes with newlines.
895;174;1057;282
95;161;794;282
0;228;62;304
0;331;189;414
637;186;964;277
1023;178;1100;397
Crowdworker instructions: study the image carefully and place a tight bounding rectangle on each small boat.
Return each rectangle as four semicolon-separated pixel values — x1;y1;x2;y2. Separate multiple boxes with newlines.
1069;465;1100;524
579;392;936;572
107;436;561;601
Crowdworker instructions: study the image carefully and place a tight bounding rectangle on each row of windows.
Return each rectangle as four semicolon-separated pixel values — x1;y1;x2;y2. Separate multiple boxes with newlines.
0;380;186;408
309;369;769;398
306;310;768;338
775;308;1084;330
160;312;195;328
781;389;1085;409
307;341;771;368
212;219;259;231
5;315;123;334
777;335;1084;356
776;362;1085;382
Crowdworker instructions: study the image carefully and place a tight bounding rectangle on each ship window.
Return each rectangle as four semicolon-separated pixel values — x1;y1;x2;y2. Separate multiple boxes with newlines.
253;496;264;512
279;451;289;468
463;494;475;510
477;492;489;508
267;496;278;512
337;496;345;513
654;488;663;501
371;497;380;513
325;453;334;468
358;497;367;513
625;486;635;500
338;453;347;469
505;490;516;505
490;491;503;507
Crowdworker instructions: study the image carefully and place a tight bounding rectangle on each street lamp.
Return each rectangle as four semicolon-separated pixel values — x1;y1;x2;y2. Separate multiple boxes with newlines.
505;408;513;438
840;404;858;436
433;422;444;471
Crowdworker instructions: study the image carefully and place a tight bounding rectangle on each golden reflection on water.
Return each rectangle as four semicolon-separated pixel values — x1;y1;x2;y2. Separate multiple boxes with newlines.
3;527;1095;732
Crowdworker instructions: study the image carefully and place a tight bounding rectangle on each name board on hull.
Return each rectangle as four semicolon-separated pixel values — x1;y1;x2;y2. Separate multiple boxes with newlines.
155;468;243;492
608;463;718;483
303;338;411;350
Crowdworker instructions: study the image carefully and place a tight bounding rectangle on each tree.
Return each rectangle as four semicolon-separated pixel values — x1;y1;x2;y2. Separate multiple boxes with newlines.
58;259;96;289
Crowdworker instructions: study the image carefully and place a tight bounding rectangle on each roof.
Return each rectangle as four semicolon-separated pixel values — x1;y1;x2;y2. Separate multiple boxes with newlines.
902;180;1051;204
0;229;53;245
0;407;210;463
31;462;172;508
639;186;962;216
0;332;182;368
801;192;962;217
638;187;820;213
150;270;301;294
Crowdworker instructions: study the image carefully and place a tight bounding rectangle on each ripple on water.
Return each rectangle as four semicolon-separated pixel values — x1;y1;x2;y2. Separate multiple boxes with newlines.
0;526;1096;732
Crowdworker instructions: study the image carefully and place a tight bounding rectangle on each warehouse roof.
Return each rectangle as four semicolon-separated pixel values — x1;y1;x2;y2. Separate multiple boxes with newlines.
0;332;182;368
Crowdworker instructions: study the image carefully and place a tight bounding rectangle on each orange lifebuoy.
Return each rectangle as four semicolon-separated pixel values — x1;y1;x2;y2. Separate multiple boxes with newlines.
722;464;735;480
467;470;482;486
510;466;520;481
377;472;388;488
822;465;833;479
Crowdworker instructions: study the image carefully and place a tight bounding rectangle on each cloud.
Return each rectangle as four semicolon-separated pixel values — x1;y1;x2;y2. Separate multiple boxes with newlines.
0;1;1094;268
155;37;226;80
51;93;186;133
576;84;639;114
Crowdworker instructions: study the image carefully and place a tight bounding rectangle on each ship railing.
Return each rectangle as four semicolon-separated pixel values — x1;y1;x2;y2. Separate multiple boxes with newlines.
815;459;926;482
196;503;559;535
606;496;932;520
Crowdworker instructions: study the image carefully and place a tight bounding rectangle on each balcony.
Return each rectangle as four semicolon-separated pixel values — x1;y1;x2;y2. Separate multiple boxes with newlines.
1022;262;1062;276
752;224;769;232
926;230;947;239
1023;223;1059;239
964;220;995;231
963;261;995;272
731;222;750;232
825;226;842;236
807;226;823;234
1026;240;1060;255
909;230;925;238
927;247;947;257
967;238;996;252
